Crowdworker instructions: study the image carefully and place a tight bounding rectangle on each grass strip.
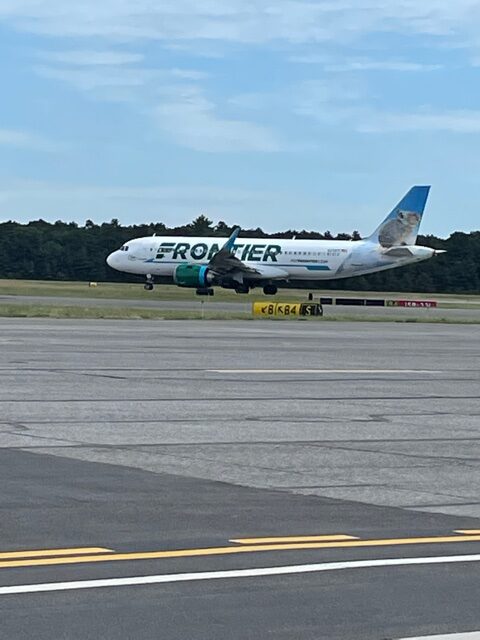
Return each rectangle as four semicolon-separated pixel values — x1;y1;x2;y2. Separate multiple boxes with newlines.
0;279;478;307
0;303;479;323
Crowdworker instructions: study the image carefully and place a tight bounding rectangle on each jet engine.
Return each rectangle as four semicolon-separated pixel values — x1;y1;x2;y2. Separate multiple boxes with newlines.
173;264;214;288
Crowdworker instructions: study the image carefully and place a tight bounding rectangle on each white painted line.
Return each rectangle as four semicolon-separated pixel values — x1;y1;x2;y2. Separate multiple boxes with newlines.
1;554;479;596
399;633;480;639
206;369;438;374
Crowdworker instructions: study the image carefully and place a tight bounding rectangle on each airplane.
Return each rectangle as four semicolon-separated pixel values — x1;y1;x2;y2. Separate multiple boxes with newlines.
106;185;444;296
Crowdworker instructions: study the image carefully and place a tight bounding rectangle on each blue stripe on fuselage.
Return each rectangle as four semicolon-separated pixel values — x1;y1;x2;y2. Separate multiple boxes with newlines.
144;259;331;270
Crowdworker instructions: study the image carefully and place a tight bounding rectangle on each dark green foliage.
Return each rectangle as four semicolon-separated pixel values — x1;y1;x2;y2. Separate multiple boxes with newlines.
0;216;478;293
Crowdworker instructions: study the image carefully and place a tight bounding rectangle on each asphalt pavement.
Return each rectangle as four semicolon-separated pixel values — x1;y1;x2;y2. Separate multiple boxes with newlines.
0;319;479;639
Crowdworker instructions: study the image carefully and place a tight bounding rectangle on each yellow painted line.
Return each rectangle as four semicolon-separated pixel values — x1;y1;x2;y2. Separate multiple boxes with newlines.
0;547;112;560
230;535;358;544
1;535;480;570
455;530;480;535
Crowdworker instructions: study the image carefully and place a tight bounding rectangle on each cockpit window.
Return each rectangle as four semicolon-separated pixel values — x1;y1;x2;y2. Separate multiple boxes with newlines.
120;245;129;252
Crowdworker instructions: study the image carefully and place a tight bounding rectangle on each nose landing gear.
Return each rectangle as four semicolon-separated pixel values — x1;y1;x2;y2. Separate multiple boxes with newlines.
144;274;154;291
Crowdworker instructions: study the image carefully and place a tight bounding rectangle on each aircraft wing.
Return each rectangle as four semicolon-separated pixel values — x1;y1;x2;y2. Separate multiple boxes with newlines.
208;227;261;276
208;227;289;282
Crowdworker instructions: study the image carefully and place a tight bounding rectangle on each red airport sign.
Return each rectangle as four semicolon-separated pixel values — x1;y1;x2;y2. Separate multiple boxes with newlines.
387;300;437;308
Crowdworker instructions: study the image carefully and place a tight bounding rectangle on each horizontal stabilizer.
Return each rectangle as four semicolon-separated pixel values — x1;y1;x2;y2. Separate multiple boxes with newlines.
383;246;415;258
383;245;445;260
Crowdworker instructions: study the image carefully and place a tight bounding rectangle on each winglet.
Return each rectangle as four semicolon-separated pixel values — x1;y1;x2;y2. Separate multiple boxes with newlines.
222;227;241;253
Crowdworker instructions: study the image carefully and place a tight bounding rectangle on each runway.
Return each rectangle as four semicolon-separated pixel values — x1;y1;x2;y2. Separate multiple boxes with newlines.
1;319;479;639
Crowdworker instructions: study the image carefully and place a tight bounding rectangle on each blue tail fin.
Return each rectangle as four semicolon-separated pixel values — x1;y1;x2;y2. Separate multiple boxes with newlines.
368;186;430;248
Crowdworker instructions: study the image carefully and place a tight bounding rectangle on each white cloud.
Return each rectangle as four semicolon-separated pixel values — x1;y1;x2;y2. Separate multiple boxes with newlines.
33;64;208;98
329;60;442;72
359;109;480;133
33;62;267;153
169;68;209;80
32;50;273;153
294;79;364;118
3;0;479;159
0;0;479;45
294;79;480;134
288;54;330;65
35;64;157;91
0;128;59;151
228;92;275;110
37;50;144;66
291;55;442;72
161;41;226;58
153;86;281;152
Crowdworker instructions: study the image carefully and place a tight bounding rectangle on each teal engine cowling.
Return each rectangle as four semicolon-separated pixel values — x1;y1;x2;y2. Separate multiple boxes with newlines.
173;264;213;288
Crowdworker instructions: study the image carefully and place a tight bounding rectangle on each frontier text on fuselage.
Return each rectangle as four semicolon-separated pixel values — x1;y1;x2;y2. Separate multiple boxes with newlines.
156;242;282;262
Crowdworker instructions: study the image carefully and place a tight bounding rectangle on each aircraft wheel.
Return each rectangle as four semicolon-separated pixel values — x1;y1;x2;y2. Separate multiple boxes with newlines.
144;283;154;291
263;284;278;295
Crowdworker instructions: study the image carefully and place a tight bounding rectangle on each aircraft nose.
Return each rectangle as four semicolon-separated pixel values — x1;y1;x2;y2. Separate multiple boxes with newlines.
106;251;119;270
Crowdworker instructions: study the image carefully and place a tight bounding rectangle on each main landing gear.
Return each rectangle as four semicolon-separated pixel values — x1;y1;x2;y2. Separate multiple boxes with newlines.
234;284;250;294
196;288;214;296
263;284;278;295
144;274;154;291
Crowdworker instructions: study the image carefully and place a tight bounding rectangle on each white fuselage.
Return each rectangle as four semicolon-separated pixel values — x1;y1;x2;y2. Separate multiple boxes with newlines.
107;235;435;284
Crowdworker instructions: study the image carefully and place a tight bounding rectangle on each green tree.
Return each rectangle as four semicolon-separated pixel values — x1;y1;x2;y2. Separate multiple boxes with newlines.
0;215;478;293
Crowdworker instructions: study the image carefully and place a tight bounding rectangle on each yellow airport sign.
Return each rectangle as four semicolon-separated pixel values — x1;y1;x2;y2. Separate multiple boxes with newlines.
252;302;277;316
252;302;322;317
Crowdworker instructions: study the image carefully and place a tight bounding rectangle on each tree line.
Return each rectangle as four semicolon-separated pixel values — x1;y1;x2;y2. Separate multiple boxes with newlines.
0;215;478;293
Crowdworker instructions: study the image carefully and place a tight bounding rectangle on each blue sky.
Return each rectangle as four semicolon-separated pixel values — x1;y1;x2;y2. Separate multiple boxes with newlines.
1;1;480;237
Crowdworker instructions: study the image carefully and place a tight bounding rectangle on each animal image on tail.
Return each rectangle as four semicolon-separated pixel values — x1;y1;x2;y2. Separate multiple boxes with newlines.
378;210;421;248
